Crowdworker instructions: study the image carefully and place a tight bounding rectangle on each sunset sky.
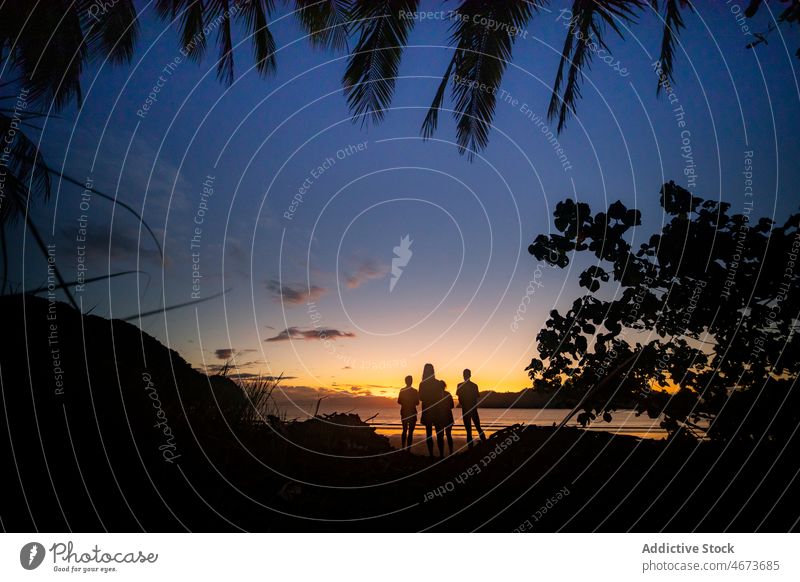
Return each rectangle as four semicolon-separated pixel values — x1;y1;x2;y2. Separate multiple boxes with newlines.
14;2;799;402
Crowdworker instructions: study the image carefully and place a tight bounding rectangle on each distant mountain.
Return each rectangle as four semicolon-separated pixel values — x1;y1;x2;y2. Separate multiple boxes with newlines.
473;388;577;409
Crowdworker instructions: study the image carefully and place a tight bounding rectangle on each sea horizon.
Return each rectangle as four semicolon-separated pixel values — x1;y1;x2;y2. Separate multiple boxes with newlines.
278;403;672;440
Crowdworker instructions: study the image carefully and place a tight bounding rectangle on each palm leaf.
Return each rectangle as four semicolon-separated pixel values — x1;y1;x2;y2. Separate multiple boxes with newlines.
0;222;9;294
1;0;138;111
239;0;277;77
121;288;229;321
0;111;51;225
82;0;140;64
25;270;145;295
4;1;87;109
50;169;164;259
432;0;538;157
5;181;81;311
744;0;762;18
294;0;352;51
208;0;236;84
656;0;691;95
5;130;164;259
421;56;455;139
157;0;208;61
548;0;645;133
343;0;420;125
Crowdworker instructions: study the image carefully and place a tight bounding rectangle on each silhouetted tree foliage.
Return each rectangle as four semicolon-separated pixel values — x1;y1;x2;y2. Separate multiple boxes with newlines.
527;181;800;442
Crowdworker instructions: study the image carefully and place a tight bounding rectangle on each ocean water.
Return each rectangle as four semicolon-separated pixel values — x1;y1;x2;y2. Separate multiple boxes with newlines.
289;405;671;440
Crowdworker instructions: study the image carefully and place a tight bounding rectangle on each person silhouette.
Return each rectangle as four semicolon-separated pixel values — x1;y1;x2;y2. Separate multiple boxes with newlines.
397;375;419;450
418;363;446;458
456;368;486;448
442;387;455;455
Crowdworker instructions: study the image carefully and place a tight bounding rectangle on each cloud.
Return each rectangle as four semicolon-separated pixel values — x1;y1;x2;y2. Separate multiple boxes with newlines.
345;259;388;289
201;362;296;380
214;348;235;360
264;327;356;342
204;369;259;378
266;280;326;305
212;348;257;360
234;373;296;381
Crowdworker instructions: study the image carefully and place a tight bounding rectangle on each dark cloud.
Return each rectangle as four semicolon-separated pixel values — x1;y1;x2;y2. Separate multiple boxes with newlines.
212;348;256;361
345;259;388;289
202;364;296;381
266;280;326;305
265;327;356;342
230;373;296;380
213;371;260;379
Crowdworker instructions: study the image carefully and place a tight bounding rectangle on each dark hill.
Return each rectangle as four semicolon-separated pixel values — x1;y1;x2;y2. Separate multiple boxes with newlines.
0;294;248;530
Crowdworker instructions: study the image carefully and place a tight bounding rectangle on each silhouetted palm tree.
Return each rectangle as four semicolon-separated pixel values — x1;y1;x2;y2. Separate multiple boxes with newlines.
0;0;354;309
1;0;141;307
343;0;796;155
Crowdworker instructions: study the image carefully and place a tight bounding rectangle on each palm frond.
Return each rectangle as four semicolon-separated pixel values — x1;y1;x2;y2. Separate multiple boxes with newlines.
208;0;236;84
121;288;229;321
51;170;165;259
25;270;144;295
421;55;455;139
173;0;208;61
5;1;87;110
0;222;8;295
657;0;691;95
342;0;420;125
549;0;645;133
744;0;763;18
0;1;138;112
445;0;538;157
239;0;277;77
0;111;51;224
155;0;184;18
82;0;140;65
294;0;352;51
778;0;800;23
9;190;81;311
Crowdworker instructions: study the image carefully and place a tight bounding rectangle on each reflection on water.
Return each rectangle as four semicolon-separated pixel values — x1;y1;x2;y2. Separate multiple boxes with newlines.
285;406;675;440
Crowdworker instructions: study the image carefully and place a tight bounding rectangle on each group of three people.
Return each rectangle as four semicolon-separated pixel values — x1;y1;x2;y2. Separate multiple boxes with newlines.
397;363;487;457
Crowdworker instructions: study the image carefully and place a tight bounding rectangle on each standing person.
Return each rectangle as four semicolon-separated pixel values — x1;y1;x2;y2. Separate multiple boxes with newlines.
456;369;486;448
397;375;419;450
442;387;455;455
419;363;446;458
